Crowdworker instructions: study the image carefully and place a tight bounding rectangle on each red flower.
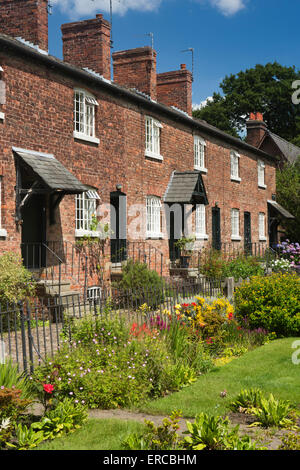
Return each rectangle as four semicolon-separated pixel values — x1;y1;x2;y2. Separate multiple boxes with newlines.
43;383;54;394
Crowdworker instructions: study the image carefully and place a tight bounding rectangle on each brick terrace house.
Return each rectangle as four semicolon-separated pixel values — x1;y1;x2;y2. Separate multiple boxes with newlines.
0;0;293;296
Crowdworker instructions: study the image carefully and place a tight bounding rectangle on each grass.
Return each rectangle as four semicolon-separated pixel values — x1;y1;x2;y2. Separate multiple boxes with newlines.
35;419;145;450
138;338;300;418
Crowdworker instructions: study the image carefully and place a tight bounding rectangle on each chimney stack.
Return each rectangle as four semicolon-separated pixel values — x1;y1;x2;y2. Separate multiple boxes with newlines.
112;47;157;100
0;0;49;52
61;14;111;81
156;64;193;116
246;112;267;148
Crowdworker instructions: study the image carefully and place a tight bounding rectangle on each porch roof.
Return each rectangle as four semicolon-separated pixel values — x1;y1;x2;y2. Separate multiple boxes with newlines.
13;148;90;194
267;200;295;219
164;171;208;205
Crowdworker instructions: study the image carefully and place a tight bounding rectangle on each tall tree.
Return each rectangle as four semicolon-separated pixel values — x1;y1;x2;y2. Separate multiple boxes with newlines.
193;62;300;142
276;157;300;242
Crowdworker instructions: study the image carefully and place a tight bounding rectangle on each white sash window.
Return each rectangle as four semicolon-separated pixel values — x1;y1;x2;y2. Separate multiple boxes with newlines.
146;196;162;238
258;160;266;188
195;204;208;239
194;136;207;172
231;208;241;240
145;116;163;160
259;212;266;240
231;151;241;181
76;192;98;235
74;89;100;144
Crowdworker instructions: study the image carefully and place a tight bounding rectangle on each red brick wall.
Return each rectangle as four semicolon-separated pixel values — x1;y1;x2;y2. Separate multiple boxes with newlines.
157;65;192;116
112;47;157;100
61;14;111;81
0;0;48;51
0;50;277;282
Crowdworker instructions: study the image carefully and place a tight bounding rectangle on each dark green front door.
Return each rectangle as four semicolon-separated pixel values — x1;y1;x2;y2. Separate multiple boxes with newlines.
212;207;221;250
110;192;127;263
244;212;252;254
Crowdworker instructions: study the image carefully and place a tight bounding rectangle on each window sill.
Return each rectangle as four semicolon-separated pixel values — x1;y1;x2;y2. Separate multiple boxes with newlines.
0;228;7;237
145;150;164;161
231;176;241;183
75;229;101;238
194;167;208;174
0;112;5;121
259;237;267;242
258;184;267;189
73;131;100;145
146;233;164;240
195;234;209;240
231;236;242;241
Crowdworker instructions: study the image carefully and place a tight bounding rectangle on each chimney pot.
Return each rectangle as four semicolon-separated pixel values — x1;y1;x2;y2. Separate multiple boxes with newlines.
157;66;193;116
246;112;267;148
181;64;186;70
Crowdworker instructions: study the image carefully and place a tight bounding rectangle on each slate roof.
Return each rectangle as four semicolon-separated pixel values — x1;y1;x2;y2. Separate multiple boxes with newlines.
164;171;208;205
267;200;295;220
13;148;89;194
268;132;300;165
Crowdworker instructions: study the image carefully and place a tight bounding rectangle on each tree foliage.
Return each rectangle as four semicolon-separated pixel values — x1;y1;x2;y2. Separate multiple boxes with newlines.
193;62;300;143
276;157;300;241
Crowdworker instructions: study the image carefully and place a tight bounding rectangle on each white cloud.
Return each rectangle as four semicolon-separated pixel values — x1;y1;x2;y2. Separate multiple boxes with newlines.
52;0;163;18
193;96;213;110
209;0;246;16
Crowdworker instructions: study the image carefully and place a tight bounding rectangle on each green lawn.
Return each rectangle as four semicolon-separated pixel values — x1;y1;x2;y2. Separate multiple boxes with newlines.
139;338;300;417
36;419;144;450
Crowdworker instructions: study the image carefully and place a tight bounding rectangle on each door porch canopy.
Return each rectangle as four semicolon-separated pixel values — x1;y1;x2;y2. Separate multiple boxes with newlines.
13;147;91;224
164;171;208;205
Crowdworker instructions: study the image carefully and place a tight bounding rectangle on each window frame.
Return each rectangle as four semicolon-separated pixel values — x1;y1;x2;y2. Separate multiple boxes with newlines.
258;159;267;189
73;88;100;144
146;196;163;238
75;192;99;237
230;150;241;182
259;212;267;241
231;208;241;241
194;136;207;173
195;204;208;239
145;116;163;161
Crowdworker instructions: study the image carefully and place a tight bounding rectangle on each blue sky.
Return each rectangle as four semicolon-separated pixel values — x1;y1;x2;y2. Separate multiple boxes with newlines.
48;0;300;107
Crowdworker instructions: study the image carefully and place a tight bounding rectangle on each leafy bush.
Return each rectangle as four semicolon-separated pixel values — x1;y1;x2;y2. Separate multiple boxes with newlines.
229;388;264;414
221;256;264;281
199;249;225;279
122;411;183;451
0;252;36;306
251;394;297;429
0;359;33;398
234;273;300;336
115;260;165;308
183;413;263;450
33;315;202;409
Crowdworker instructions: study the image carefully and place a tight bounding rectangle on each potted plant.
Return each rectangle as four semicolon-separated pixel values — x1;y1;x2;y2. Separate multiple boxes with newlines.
174;236;196;268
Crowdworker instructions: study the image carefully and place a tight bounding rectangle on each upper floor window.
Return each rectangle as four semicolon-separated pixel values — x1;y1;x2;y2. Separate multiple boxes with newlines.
259;212;266;240
231;208;241;240
258;160;266;188
75;191;100;236
230;150;241;182
146;196;162;238
194;136;207;172
145;116;163;160
74;89;100;144
195;204;208;239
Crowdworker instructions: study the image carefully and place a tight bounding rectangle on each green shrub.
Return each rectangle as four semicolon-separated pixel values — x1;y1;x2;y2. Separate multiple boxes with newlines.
234;273;300;336
0;359;33;398
221;256;264;281
183;413;263;450
115;260;165;309
0;252;36;306
251;394;297;429
229;388;264;414
199;249;225;279
122;411;184;451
